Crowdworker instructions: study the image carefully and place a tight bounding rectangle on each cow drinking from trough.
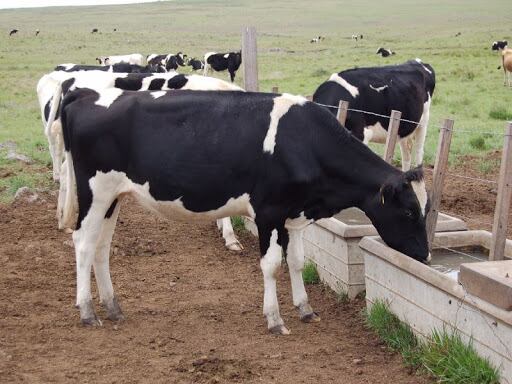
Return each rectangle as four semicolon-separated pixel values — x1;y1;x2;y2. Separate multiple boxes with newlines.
312;59;435;171
203;51;242;82
60;89;430;334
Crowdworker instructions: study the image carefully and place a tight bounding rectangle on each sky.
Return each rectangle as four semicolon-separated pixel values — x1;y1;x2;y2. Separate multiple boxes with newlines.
0;0;164;9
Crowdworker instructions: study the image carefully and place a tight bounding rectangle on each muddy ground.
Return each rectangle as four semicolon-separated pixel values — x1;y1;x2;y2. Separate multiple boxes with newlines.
0;153;504;383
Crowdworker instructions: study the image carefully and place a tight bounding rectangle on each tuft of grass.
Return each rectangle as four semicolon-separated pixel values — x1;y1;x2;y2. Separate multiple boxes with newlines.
311;68;330;77
230;216;246;233
489;106;512;121
335;285;349;304
302;261;320;284
366;300;500;383
468;135;486;150
365;300;422;367
477;158;499;174
421;330;500;384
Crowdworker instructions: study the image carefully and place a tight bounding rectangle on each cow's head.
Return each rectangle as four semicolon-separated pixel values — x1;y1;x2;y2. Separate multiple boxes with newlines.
95;57;103;65
364;166;430;263
176;52;187;66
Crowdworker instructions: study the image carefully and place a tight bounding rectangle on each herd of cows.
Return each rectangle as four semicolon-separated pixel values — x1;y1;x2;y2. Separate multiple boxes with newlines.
30;36;510;334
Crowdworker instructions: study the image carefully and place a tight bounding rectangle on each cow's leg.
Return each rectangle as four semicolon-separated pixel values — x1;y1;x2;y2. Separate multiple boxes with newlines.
216;218;243;251
229;70;235;82
399;137;413;171
412;101;430;167
258;225;289;335
73;173;120;326
286;228;320;323
94;198;124;322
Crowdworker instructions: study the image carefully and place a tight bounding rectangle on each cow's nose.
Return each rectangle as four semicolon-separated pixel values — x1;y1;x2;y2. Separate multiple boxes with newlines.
422;252;432;265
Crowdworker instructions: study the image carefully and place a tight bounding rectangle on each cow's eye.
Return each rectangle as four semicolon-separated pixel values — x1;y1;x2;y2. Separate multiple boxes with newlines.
405;210;413;218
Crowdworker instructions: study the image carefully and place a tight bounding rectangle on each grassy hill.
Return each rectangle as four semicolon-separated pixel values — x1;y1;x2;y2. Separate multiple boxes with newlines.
0;0;511;199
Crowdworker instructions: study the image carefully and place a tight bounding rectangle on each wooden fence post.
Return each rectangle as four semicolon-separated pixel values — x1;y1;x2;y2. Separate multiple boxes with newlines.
383;110;401;164
490;122;512;260
242;26;258;92
336;100;349;126
272;86;279;93
426;118;454;249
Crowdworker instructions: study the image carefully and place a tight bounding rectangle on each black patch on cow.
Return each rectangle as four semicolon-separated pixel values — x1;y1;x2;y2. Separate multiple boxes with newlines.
61;78;76;95
148;78;166;90
105;199;118;218
44;100;51;122
167;75;188;89
114;73;150;91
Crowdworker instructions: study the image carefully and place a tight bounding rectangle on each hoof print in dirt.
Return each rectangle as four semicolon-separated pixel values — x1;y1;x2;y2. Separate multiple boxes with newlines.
301;312;321;323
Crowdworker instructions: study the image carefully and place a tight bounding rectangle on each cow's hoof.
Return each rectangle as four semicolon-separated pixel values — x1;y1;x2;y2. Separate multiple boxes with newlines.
226;240;243;251
104;296;125;322
269;325;291;335
81;317;102;327
301;312;321;323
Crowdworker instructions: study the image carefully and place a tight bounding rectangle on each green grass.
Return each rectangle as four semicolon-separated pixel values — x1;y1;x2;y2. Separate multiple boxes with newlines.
0;0;511;200
366;300;500;383
302;261;320;284
422;329;500;384
230;216;246;233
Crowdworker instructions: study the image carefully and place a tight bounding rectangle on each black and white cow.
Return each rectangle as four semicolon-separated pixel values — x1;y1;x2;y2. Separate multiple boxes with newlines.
187;58;204;71
310;36;325;43
146;52;187;71
54;63;163;73
9;29;18;36
35;29;40;36
351;34;363;41
37;70;244;250
60;89;429;333
203;51;242;82
376;47;395;57
313;59;435;171
96;54;144;66
492;40;508;51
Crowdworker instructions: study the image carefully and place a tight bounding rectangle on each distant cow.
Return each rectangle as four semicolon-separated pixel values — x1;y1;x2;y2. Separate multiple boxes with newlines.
377;47;395;57
313;59;435;171
492;40;508;51
96;53;144;66
9;29;18;36
91;28;98;33
502;48;512;86
55;63;163;73
310;35;325;43
203;51;242;82
35;29;40;36
351;34;363;41
187;58;204;71
147;53;187;71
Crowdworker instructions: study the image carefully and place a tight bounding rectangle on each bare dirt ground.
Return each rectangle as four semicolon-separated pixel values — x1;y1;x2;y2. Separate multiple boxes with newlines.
0;193;431;384
0;151;505;384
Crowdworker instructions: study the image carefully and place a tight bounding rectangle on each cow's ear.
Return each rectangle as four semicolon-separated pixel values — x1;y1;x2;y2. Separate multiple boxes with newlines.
379;183;395;205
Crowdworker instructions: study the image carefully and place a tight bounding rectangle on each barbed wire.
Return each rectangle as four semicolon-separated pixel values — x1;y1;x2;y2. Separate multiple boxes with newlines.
423;167;498;185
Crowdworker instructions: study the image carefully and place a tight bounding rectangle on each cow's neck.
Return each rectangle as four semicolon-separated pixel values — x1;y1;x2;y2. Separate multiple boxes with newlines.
311;133;400;219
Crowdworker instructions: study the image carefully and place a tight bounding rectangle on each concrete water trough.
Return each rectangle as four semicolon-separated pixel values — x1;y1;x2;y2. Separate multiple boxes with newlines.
360;230;512;384
243;208;467;299
301;208;466;298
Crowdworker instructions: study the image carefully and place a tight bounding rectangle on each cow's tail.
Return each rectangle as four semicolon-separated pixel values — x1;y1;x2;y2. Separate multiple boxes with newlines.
57;92;79;231
46;84;63;181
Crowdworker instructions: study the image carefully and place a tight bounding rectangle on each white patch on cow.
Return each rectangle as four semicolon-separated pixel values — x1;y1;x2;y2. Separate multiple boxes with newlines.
183;75;243;91
223;53;229;58
363;122;388;144
263;93;307;154
95;88;124;108
59;63;76;71
369;84;388;92
328;73;359;98
415;58;432;74
411;179;427;216
151;91;166;99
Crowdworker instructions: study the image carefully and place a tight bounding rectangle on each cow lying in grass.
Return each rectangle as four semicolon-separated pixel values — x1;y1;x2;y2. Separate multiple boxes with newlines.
60;89;430;334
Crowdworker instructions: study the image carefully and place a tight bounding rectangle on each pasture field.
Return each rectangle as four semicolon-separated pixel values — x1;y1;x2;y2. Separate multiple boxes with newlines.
0;0;512;201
